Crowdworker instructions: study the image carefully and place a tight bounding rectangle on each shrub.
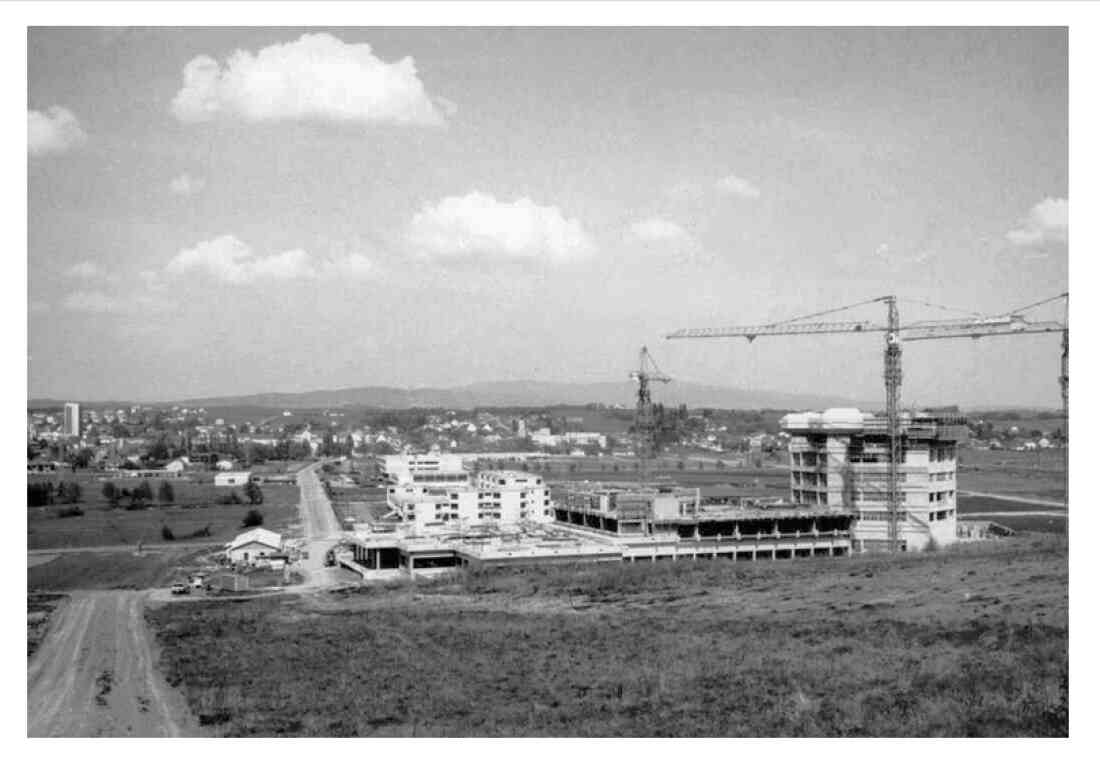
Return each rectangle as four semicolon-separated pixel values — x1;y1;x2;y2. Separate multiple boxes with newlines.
58;506;84;518
161;525;175;541
158;481;175;505
241;509;264;528
219;491;243;506
244;481;264;506
102;481;120;507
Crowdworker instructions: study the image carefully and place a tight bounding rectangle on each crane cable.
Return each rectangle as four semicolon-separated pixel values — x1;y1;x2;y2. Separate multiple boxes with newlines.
761;296;886;327
1003;292;1069;317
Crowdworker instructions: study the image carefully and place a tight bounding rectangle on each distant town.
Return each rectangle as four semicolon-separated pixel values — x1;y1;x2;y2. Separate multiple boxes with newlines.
27;399;1067;475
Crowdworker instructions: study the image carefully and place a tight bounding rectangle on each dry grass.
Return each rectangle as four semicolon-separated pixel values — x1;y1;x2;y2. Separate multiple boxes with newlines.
27;592;68;657
27;549;207;591
148;535;1067;737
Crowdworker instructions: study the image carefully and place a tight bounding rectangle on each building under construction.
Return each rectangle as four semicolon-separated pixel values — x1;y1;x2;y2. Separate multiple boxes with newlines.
552;482;855;561
781;408;968;552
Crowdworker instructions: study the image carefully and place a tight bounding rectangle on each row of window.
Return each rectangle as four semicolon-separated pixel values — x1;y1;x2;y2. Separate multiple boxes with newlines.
793;490;826;505
929;471;956;482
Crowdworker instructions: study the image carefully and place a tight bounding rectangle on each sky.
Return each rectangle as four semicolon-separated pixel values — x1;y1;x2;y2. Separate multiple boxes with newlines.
27;27;1068;406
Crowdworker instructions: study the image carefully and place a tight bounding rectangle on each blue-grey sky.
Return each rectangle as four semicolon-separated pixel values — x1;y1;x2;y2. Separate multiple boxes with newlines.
28;27;1068;406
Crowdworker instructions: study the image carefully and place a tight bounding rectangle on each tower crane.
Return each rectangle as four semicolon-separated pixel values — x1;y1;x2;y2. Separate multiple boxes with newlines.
665;293;1067;552
630;346;672;484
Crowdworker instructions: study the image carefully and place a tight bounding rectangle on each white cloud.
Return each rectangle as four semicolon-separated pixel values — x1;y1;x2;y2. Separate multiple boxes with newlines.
65;260;101;278
166;235;374;283
715;174;761;199
408;192;596;262
1006;197;1068;249
170;173;206;196
28;106;87;156
62;290;122;314
171;33;445;126
628;217;694;245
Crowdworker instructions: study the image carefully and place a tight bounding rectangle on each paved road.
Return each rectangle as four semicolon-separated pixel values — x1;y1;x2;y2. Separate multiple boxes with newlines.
295;463;344;587
27;590;197;737
958;490;1067;509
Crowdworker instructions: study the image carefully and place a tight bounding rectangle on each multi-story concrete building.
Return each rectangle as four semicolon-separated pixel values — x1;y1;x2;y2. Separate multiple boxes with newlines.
385;465;552;532
63;402;80;437
780;408;968;552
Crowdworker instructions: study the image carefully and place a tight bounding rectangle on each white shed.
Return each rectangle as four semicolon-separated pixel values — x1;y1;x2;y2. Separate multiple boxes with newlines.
215;471;253;487
225;528;283;565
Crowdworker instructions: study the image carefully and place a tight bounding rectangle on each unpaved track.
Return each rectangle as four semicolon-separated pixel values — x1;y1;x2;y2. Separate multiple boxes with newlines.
27;590;198;737
958;490;1067;509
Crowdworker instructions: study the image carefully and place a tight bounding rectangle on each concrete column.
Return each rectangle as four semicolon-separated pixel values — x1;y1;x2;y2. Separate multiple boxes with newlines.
773;521;780;538
693;525;701;541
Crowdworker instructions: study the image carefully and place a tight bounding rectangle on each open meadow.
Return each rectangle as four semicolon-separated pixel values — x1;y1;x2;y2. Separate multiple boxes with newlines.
148;534;1067;737
28;548;210;590
956;447;1067;502
27;482;301;549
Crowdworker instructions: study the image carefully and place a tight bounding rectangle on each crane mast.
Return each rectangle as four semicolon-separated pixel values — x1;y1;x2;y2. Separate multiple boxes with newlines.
666;294;1067;553
631;346;671;484
883;297;902;552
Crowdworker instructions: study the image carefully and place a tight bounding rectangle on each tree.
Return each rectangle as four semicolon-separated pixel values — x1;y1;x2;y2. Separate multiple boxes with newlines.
59;480;82;504
157;481;175;505
243;481;264;506
241;508;264;528
102;481;120;508
135;480;153;502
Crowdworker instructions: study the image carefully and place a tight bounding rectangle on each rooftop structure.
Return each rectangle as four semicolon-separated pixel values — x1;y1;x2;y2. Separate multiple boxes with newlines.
780;408;967;552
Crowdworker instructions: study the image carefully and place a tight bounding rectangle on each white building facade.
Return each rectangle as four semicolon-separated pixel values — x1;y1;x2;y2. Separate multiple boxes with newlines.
781;408;967;552
385;465;552;533
63;402;80;437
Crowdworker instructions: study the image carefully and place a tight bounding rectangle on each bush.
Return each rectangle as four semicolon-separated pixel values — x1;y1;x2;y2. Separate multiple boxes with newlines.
57;506;84;518
219;491;243;506
161;525;175;541
158;481;175;505
241;509;264;528
244;481;264;506
102;481;120;507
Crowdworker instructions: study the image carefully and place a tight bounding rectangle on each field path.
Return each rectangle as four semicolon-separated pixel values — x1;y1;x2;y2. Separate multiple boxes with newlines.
958;490;1067;509
27;590;198;737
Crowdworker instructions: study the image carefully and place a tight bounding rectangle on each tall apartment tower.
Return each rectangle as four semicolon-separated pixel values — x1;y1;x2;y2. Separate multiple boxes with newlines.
63;402;81;437
781;408;968;552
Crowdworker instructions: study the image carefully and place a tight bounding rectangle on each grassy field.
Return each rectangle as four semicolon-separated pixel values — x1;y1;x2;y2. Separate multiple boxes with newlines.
957;447;1066;501
27;484;301;550
28;549;209;591
27;592;68;656
148;535;1067;737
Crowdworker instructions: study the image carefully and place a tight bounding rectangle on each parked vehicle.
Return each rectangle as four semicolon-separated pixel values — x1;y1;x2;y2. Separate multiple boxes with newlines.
170;582;189;595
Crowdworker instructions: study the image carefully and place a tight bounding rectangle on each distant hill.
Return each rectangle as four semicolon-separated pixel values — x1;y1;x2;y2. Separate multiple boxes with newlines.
164;380;874;412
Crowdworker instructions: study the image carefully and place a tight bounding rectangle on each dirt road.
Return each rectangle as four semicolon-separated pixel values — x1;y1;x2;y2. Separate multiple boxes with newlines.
958;490;1068;509
27;590;197;737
